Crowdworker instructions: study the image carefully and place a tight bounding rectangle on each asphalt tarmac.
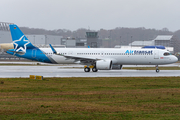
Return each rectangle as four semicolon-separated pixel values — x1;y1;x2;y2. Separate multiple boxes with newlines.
0;65;180;78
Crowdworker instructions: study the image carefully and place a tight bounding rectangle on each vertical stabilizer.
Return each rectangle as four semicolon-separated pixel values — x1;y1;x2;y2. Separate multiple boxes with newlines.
9;24;36;52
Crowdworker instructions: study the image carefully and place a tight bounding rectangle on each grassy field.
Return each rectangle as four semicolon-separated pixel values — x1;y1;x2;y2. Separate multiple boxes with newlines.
0;77;180;120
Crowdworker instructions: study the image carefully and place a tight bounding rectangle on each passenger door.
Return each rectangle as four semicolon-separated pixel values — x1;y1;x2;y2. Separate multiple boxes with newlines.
154;50;159;59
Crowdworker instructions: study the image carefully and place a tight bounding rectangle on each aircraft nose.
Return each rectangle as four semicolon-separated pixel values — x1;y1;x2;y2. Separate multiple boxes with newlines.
173;56;178;63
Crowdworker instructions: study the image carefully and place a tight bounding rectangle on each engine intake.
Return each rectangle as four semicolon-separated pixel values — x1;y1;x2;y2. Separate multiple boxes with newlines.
96;60;112;70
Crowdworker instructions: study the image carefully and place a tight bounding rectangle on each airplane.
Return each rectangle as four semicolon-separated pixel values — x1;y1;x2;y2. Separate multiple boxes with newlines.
6;24;178;73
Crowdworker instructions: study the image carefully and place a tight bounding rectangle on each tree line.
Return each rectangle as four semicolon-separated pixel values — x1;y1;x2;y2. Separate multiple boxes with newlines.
20;27;180;53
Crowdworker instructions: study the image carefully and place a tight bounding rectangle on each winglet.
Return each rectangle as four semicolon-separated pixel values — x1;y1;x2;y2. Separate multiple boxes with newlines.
49;44;57;54
49;44;61;55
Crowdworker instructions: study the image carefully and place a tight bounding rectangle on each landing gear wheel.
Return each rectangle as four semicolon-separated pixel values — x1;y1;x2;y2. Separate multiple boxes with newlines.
156;69;159;73
92;67;98;72
155;65;159;73
84;67;90;72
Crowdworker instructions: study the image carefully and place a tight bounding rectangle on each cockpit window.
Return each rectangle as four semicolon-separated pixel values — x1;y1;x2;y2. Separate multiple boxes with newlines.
164;52;172;56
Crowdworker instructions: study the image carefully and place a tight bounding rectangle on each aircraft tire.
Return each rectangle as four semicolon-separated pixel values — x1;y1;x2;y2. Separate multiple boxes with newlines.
92;67;98;72
156;69;160;73
84;67;90;72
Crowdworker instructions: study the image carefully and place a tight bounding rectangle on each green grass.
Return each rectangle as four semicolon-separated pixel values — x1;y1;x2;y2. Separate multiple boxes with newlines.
0;77;180;119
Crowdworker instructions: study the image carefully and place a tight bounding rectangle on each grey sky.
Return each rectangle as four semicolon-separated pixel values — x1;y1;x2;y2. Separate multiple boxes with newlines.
1;0;180;31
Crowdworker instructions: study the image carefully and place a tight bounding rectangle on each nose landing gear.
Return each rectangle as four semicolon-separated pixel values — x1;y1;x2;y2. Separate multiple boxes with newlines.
156;65;159;73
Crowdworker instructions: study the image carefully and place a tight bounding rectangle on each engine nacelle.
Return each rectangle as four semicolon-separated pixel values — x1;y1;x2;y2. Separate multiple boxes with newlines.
112;65;123;70
96;60;112;70
0;43;14;50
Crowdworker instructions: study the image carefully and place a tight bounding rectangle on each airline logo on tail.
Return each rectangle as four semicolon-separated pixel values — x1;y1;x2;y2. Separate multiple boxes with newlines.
9;24;36;55
13;35;30;53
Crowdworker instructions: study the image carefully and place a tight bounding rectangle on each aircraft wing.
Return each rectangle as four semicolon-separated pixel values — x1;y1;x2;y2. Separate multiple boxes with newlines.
49;44;102;63
63;55;101;62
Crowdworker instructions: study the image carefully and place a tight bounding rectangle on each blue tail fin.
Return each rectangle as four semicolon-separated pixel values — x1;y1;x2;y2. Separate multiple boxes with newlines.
9;24;36;53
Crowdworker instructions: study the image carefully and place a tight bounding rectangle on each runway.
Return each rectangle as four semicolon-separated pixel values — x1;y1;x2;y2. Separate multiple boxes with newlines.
0;65;180;78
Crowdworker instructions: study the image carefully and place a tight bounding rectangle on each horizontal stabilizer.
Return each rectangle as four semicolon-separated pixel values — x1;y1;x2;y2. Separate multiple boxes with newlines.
7;49;25;55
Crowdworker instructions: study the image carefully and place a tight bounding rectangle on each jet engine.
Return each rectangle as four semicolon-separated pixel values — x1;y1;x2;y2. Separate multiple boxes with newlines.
96;60;112;70
112;65;123;70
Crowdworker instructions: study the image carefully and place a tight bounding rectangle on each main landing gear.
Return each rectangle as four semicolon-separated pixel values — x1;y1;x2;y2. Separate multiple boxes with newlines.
156;65;160;73
92;67;98;72
84;66;98;72
84;67;90;72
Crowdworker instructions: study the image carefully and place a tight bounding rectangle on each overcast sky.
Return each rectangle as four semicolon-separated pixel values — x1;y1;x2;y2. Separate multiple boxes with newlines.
1;0;180;31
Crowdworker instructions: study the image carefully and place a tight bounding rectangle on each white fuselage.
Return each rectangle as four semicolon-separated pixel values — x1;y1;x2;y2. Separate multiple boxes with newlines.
39;48;178;65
